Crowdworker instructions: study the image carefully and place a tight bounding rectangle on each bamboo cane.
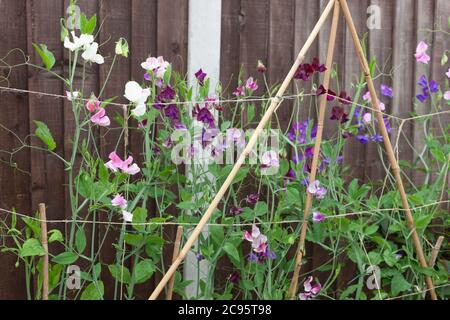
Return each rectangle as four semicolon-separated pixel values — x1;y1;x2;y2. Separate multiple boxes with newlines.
148;0;336;300
166;226;183;300
39;203;49;300
287;0;341;299
338;0;437;300
423;236;444;298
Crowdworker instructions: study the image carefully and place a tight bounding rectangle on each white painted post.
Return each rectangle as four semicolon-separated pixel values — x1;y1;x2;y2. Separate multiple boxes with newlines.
185;0;222;298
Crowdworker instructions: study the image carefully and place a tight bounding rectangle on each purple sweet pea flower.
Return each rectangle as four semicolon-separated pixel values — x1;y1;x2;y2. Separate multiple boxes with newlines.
312;211;326;223
230;206;243;216
371;134;383;143
381;84;393;98
158;85;176;101
228;271;240;284
307;180;327;199
196;252;204;261
287;120;317;144
195;68;207;86
357;134;369;144
245;194;260;205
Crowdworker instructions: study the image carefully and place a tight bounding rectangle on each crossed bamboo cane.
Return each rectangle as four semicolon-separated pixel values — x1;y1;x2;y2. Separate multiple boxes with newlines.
149;0;437;300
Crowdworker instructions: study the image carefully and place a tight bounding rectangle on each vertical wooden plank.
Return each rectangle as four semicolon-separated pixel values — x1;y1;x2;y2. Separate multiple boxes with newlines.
391;0;415;179
412;0;434;184
27;1;66;222
98;0;132;299
341;0;368;181
239;0;269;94
157;0;188;74
268;0;295;130
220;0;241;106
430;0;450;208
366;0;395;183
293;0;320;122
0;0;30;299
130;0;158;299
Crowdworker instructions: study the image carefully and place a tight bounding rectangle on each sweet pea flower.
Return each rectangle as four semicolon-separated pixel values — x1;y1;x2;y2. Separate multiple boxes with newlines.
124;81;151;117
245;77;258;91
371;134;383;143
64;31;94;51
312;211;325;223
261;150;280;168
245;194;260;205
105;151;140;175
357;134;370;144
82;42;104;64
86;94;101;112
141;56;169;78
111;194;127;209
444;91;450;101
299;276;321;300
362;91;372;102
415;41;431;64
244;224;268;253
362;113;372;123
307;180;327;199
446;68;450;79
66;91;80;101
121;210;133;223
257;60;267;73
381;84;393;98
90;108;110;127
194;69;207;86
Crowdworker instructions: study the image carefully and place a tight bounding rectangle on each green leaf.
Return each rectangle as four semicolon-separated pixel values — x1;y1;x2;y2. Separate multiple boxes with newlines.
132;207;147;232
33;43;56;70
133;259;155;284
247;104;255;122
48;229;64;243
254;201;268;216
223;242;240;265
34;120;56;151
75;228;87;253
80;281;104;300
391;272;411;296
108;265;131;284
80;13;97;35
52;252;78;265
20;238;45;257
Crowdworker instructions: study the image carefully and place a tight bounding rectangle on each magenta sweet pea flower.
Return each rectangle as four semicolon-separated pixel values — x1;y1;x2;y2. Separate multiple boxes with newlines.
233;85;245;97
194;68;207;86
312;211;325;223
245;194;260;205
415;41;431;64
90;108;110;127
307;180;327;199
111;194;127;209
299;276;321;300
105;151;140;175
245;77;258;91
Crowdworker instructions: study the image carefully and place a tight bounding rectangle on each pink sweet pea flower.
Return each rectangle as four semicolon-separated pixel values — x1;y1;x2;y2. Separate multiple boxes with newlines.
86;94;101;113
415;41;431;64
444;91;450;101
105;151;140;175
243;224;268;253
362;91;372;102
111;194;127;209
90;108;110;127
362;113;372;123
307;180;327;199
299;276;321;300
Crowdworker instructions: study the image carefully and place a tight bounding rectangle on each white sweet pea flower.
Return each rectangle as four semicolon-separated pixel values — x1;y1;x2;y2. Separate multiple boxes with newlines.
64;31;94;52
82;42;104;64
122;210;133;223
124;81;150;117
66;91;80;101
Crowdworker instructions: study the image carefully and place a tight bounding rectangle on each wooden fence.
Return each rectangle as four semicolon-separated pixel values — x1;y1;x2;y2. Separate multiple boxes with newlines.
0;0;448;299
